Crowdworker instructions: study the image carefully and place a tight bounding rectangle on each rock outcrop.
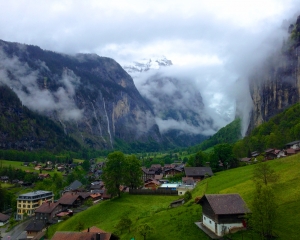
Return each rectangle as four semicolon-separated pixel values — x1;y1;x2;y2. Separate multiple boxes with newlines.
248;16;300;133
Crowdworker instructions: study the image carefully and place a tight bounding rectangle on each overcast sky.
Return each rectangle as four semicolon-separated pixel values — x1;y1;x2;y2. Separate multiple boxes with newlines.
0;0;299;134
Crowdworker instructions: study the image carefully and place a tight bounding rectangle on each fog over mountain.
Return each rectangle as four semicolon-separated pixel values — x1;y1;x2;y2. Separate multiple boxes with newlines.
0;0;299;138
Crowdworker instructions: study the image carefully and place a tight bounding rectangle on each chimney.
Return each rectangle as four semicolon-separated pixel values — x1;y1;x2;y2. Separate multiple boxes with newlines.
96;233;100;240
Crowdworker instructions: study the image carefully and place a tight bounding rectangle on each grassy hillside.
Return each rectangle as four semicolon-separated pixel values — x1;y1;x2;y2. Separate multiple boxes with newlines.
188;118;241;153
48;154;300;240
234;103;300;157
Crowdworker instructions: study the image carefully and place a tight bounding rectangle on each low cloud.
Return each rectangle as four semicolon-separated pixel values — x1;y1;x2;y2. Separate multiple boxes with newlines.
0;48;83;121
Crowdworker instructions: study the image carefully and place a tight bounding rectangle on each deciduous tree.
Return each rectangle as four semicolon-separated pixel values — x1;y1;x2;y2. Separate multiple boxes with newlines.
138;223;153;240
253;163;278;186
249;184;277;239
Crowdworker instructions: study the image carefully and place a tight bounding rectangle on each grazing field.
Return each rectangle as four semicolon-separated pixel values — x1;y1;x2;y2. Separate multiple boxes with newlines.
48;154;300;240
0;160;63;177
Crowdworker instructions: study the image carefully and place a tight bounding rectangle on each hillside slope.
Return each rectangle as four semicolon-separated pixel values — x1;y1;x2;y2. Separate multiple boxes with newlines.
48;154;300;239
0;85;80;152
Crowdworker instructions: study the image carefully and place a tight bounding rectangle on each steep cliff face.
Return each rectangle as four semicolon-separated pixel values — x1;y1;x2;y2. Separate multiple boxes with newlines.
248;16;300;133
0;40;161;149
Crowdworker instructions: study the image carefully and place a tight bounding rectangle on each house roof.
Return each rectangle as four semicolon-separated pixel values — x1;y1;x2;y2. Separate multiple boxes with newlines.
0;212;9;222
240;157;251;162
182;177;194;184
285;140;300;146
286;148;296;154
35;201;60;214
144;180;161;187
58;192;83;205
51;232;112;240
199;194;250;215
67;180;83;190
264;148;274;153
184;167;213;177
170;198;185;204
82;226;107;233
25;220;45;232
164;167;182;173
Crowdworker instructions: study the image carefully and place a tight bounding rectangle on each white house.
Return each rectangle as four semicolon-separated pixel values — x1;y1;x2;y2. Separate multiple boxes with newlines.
197;194;250;237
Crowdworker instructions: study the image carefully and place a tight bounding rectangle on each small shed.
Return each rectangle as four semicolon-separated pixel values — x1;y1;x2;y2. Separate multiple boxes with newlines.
169;198;185;208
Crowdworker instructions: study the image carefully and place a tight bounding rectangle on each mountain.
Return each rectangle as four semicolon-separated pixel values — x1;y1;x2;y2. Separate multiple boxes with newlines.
248;15;300;133
123;56;173;77
0;85;80;152
123;57;214;147
0;39;161;150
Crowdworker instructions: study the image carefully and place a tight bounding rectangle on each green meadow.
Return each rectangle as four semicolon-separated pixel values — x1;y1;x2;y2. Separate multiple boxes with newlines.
0;160;63;177
47;154;300;240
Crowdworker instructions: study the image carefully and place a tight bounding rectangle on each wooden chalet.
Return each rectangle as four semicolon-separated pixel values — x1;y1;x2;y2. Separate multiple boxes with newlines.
141;167;155;182
25;220;45;239
184;167;213;180
197;194;250;237
164;167;183;177
58;192;84;210
144;179;161;189
34;201;62;224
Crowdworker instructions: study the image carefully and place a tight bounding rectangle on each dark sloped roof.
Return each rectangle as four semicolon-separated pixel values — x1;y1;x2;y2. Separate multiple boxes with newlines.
285;140;300;146
67;180;83;190
51;232;112;240
58;192;83;205
82;226;107;233
35;201;60;214
184;167;213;177
25;220;45;232
0;212;9;222
201;194;250;215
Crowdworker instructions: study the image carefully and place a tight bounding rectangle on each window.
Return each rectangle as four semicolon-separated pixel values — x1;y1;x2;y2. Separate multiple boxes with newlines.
209;221;211;224
204;217;206;220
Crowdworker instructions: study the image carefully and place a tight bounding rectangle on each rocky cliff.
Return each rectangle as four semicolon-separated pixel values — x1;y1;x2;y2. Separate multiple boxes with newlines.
0;40;161;150
248;16;300;133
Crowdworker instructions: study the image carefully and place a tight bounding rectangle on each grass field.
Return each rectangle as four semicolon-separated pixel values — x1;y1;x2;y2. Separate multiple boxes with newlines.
0;160;63;177
48;154;300;240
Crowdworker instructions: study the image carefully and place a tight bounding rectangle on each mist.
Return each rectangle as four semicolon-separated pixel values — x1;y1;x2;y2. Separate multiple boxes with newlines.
0;0;299;137
0;48;83;121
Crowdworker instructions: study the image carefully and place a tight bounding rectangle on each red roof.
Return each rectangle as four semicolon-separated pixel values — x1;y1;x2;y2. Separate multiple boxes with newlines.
0;212;9;222
51;232;112;240
35;202;60;214
58;192;83;205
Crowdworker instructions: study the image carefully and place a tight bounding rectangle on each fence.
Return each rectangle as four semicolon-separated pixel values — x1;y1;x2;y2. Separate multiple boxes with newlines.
129;188;178;195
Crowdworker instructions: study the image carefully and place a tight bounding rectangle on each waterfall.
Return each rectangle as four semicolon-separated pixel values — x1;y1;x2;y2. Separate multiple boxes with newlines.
91;101;106;142
59;119;67;135
103;98;113;148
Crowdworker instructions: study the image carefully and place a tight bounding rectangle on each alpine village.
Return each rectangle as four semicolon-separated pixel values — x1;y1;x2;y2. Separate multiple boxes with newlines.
1;11;300;240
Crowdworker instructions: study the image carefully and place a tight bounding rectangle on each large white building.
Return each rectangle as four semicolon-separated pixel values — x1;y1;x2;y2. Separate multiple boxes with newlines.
16;190;54;220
